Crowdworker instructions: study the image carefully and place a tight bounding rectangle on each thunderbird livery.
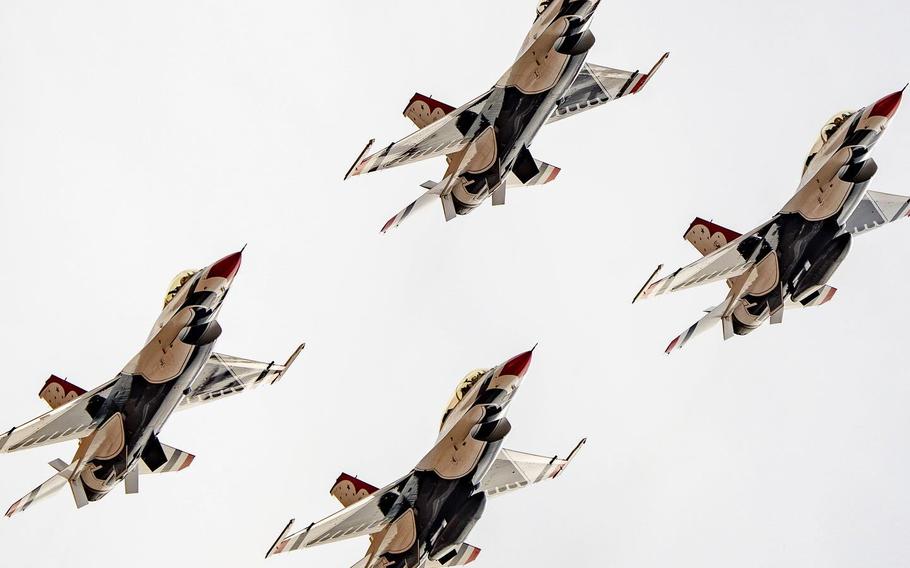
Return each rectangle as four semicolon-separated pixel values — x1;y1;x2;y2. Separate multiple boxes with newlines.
266;348;584;568
634;88;909;352
0;250;304;516
344;0;667;232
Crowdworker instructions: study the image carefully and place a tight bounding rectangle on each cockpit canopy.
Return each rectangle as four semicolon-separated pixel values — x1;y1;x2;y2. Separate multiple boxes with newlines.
163;270;199;308
440;368;489;430
820;111;854;143
804;110;855;172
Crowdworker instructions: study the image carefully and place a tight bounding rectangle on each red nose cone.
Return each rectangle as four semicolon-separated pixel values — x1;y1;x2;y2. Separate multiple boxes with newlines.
208;250;243;280
500;348;534;378
870;89;904;118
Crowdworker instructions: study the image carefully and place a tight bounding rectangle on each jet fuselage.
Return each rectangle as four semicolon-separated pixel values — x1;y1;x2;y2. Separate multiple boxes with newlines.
726;94;898;335
728;213;847;335
74;252;241;501
450;0;599;214
365;351;531;568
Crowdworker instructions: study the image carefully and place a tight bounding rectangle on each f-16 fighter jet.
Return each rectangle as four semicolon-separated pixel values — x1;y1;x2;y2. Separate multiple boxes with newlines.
1;250;304;516
344;0;667;232
633;88;909;353
266;348;584;568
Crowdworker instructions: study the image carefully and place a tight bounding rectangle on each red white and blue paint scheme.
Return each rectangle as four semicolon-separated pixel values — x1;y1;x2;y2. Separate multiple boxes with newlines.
344;0;667;232
633;88;910;352
1;250;304;516
266;348;584;568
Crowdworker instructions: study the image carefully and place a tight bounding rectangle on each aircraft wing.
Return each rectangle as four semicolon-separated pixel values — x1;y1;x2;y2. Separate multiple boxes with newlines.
480;439;585;498
547;53;668;124
178;344;304;410
633;221;773;302
266;477;409;558
344;90;493;179
0;377;118;453
843;190;910;236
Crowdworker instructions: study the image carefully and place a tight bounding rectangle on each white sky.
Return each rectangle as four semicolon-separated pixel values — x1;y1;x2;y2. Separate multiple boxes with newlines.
1;1;910;567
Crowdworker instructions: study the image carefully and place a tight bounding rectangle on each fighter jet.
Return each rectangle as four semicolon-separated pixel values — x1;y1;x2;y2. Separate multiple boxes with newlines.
1;250;304;516
344;0;667;232
633;88;909;353
266;348;584;568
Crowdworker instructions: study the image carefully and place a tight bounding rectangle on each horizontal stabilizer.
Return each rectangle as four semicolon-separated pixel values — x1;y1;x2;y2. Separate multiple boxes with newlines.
793;285;837;308
506;160;560;188
381;187;441;233
436;543;481;567
665;301;729;354
139;441;194;475
5;460;77;517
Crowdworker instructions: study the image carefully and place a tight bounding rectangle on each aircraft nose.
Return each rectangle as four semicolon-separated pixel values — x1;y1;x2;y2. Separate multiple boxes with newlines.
870;87;905;118
500;346;535;378
208;249;243;281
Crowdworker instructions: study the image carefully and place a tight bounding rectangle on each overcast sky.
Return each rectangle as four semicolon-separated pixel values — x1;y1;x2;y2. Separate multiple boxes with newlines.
1;1;910;567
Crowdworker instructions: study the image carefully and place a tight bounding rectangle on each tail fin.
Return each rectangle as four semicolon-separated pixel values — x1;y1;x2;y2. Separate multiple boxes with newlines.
6;459;79;517
39;375;86;409
793;284;837;308
684;218;742;256
506;160;560;188
331;473;379;507
404;94;455;129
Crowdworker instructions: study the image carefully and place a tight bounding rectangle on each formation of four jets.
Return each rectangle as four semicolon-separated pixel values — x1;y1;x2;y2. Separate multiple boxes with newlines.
3;1;907;567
